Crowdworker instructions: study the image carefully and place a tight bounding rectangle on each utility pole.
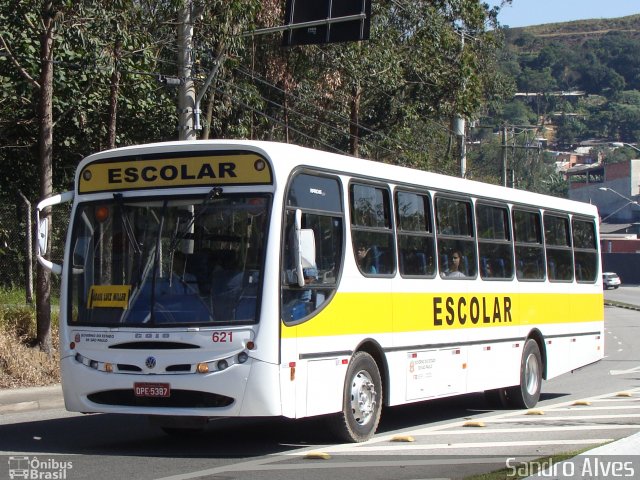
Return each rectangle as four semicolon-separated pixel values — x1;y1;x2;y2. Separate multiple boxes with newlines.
178;1;196;140
501;124;542;188
454;117;466;178
502;125;508;187
456;28;467;178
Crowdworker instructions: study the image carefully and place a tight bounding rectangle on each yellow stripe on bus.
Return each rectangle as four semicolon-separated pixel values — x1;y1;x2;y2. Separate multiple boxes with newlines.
281;292;603;338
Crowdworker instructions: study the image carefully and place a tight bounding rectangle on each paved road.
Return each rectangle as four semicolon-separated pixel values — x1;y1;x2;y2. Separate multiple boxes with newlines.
0;306;639;480
604;284;640;307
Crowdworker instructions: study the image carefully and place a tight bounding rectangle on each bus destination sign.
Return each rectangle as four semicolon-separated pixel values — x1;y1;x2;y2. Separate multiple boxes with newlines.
78;153;272;194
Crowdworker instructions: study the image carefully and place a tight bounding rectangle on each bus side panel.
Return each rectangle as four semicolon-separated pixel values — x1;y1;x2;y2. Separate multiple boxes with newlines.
568;292;605;372
544;323;604;380
239;361;284;416
305;357;345;417
542;335;573;379
465;337;521;392
279;335;298;418
282;288;393;418
568;328;604;373
532;289;604;380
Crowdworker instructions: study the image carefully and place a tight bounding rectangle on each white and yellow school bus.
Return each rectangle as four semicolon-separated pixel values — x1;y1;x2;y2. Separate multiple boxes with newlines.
36;140;603;442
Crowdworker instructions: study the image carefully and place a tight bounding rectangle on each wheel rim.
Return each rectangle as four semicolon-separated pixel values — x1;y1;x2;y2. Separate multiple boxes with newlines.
524;352;540;396
349;369;377;426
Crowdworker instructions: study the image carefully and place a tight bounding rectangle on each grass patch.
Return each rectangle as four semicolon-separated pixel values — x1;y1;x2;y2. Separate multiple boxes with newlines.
0;288;61;389
464;450;590;480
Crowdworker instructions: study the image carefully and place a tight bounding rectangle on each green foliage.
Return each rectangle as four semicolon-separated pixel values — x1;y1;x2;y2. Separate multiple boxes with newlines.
493;16;640;157
0;0;512;218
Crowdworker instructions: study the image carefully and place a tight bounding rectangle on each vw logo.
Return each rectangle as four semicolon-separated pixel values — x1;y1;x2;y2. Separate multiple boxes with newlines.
145;356;157;369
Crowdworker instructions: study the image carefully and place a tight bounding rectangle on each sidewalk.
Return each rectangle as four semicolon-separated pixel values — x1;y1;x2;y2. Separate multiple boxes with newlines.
525;432;640;479
0;384;64;414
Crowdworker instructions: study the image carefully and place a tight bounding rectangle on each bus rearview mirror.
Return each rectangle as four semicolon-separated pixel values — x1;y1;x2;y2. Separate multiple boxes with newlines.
37;217;49;256
294;209;317;287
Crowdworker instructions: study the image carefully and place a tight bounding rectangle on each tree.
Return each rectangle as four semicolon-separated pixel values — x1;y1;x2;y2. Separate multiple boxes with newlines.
0;0;178;352
555;115;587;146
0;0;58;352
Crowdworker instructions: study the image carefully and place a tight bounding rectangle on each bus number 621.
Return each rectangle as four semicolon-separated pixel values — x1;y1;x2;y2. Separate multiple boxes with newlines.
212;331;233;343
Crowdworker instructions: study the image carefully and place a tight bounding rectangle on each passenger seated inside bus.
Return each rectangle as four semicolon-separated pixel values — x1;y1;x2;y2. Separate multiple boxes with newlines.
446;249;466;278
356;243;379;274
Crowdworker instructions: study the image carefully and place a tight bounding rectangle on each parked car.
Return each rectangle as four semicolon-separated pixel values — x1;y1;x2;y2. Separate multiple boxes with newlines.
602;272;621;289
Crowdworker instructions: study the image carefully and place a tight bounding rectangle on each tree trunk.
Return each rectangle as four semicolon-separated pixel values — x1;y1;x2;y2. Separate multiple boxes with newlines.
349;82;362;157
107;39;121;149
18;191;34;305
202;92;215;140
36;0;55;355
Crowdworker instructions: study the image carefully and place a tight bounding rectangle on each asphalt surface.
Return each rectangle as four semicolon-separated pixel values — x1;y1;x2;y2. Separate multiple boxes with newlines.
1;289;639;469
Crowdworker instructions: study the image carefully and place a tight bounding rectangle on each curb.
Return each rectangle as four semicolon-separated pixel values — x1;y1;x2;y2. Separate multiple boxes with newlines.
604;300;640;311
0;384;64;414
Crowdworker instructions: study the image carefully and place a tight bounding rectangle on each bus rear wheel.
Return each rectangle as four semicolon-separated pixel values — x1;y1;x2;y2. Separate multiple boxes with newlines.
506;338;542;409
329;351;382;443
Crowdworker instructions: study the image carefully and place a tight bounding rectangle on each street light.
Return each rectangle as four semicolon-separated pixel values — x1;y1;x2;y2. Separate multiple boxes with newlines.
610;142;640;154
598;187;640;223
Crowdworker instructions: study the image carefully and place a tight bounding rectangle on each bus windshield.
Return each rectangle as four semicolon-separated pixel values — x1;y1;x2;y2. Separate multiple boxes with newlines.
69;192;270;327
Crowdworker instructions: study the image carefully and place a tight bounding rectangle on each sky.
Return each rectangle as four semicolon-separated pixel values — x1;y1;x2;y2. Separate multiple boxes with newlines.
484;0;640;28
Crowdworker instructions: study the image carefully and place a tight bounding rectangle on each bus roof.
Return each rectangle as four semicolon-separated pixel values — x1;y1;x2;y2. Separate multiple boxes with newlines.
77;140;598;217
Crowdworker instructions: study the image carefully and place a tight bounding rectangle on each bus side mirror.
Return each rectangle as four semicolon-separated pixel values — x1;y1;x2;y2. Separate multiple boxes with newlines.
294;209;316;287
37;217;49;256
36;190;74;275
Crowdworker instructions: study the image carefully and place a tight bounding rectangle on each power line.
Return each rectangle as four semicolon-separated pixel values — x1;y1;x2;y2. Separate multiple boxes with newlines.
232;66;428;158
211;85;351;157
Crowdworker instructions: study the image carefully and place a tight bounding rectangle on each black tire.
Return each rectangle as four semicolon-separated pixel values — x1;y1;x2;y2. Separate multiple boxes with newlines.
506;338;543;409
328;351;382;443
484;387;510;409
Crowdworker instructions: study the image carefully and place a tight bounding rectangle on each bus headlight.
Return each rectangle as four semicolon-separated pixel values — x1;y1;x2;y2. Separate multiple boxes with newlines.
217;359;229;371
74;352;113;372
197;351;250;374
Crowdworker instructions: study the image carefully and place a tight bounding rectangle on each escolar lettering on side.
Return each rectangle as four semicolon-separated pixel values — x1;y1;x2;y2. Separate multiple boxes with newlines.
433;296;512;326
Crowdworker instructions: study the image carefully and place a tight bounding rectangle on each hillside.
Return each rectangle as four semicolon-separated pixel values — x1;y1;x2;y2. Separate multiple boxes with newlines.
481;13;640;160
504;14;640;51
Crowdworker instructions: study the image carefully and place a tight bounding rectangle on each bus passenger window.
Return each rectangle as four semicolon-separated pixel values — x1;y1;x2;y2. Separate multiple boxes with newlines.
572;218;598;283
476;203;514;280
513;209;545;281
395;191;435;277
436;196;476;279
544;214;573;282
350;183;395;276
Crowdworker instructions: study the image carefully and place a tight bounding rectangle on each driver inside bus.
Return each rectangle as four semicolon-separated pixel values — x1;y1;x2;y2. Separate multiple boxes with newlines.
283;266;318;321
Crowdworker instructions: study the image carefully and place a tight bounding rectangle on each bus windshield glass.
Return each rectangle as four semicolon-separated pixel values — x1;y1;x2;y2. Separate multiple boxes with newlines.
68;192;270;327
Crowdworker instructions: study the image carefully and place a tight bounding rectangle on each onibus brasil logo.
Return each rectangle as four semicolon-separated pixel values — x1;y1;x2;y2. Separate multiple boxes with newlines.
8;456;73;479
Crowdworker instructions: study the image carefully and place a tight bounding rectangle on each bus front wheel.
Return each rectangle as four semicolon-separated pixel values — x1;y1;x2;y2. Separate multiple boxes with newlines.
329;351;382;443
506;338;542;409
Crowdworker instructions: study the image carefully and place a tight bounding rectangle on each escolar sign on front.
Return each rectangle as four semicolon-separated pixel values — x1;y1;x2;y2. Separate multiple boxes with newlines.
78;152;272;194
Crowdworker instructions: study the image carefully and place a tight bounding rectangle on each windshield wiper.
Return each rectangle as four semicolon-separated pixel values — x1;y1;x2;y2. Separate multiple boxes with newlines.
113;193;142;256
167;186;223;255
149;200;168;325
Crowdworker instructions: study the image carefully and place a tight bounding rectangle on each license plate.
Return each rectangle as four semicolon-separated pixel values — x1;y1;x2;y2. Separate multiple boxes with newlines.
134;382;170;398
